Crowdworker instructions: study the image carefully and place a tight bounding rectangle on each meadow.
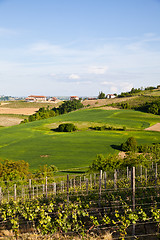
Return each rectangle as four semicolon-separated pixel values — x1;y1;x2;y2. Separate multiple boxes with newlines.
0;108;159;170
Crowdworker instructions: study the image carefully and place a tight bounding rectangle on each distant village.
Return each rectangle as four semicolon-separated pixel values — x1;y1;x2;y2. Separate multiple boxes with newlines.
0;93;116;102
25;94;116;102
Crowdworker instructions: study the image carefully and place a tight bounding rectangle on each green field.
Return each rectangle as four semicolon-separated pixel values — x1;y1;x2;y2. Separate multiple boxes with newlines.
0;108;159;170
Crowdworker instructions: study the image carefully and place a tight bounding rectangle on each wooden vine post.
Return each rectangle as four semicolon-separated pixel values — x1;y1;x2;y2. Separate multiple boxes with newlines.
0;187;2;203
140;165;142;183
45;176;48;198
53;182;56;195
67;174;69;202
99;170;102;205
104;172;107;191
145;168;147;185
86;178;88;195
94;173;96;189
131;167;136;237
79;176;82;189
29;179;31;199
127;166;129;178
155;163;158;188
14;184;17;201
114;169;117;190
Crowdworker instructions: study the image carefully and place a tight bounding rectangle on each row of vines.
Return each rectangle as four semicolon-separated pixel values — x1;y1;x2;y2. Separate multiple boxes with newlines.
0;165;159;239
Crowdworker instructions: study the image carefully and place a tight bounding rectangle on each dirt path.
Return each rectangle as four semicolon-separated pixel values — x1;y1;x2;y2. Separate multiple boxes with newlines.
145;123;160;132
0;107;38;115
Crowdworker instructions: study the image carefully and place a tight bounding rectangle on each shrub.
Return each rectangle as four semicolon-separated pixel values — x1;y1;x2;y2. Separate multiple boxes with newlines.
89;154;122;172
123;126;126;131
121;137;137;152
58;123;77;132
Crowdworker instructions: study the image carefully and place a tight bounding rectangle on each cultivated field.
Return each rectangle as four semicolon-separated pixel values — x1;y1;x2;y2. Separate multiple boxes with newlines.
0;116;23;127
0;108;159;170
82;96;137;107
0;107;38;115
0;101;62;126
0;100;62;108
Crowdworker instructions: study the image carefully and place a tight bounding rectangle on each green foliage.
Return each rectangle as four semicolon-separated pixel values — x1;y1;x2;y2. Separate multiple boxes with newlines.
121;137;137;152
137;99;160;115
57;123;77;132
21;100;83;123
138;143;160;160
34;164;58;181
89;154;122;172
118;86;156;98
120;102;130;109
98;91;105;99
118;87;142;98
21;106;56;123
90;125;126;131
89;151;152;172
122;152;151;168
0;159;31;182
145;86;156;90
0;192;159;237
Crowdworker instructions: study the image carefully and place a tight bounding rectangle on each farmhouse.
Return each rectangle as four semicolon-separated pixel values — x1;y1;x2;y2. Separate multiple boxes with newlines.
70;96;79;101
26;95;47;102
48;97;58;102
106;94;116;99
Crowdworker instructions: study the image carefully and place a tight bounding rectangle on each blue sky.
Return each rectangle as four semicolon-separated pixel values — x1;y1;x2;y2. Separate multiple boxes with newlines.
0;0;160;96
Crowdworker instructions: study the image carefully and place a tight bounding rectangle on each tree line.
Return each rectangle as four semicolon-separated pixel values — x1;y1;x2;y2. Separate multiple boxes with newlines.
21;99;83;123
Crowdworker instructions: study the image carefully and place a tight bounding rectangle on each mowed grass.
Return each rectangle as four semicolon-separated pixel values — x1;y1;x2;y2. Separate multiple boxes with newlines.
0;108;159;170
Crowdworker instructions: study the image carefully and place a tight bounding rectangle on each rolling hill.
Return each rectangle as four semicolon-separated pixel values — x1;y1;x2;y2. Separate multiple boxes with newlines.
0;108;159;170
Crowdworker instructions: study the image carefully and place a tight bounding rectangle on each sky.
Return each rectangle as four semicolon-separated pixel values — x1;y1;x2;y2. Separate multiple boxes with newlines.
0;0;160;97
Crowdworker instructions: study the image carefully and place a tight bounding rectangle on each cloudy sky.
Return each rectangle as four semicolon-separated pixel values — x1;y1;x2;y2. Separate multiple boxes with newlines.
0;0;160;97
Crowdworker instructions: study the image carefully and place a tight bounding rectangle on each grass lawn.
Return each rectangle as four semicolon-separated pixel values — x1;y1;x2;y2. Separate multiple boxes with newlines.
0;108;159;170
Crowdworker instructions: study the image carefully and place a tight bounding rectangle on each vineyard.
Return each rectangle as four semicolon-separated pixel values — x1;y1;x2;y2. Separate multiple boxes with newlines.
0;163;159;239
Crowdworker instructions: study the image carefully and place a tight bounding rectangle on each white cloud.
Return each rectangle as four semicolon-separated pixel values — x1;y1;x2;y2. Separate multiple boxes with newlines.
88;66;109;74
0;34;160;96
69;74;80;80
100;80;133;94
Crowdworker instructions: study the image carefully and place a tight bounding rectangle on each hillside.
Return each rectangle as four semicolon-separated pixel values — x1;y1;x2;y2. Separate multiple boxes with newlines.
83;88;160;108
0;108;159;170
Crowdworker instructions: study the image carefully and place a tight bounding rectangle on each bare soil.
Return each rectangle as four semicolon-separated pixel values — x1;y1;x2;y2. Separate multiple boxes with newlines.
0;108;38;115
145;123;160;132
0;116;23;127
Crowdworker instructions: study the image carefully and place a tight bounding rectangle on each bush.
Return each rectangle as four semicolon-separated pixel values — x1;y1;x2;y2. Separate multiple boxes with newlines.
58;123;77;132
121;137;137;152
89;154;121;172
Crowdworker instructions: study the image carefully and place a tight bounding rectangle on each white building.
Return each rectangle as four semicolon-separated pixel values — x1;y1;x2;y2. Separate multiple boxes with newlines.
26;95;47;102
106;94;116;99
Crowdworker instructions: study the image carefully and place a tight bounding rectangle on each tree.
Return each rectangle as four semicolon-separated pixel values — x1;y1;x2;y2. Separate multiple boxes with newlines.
89;154;122;172
58;123;77;132
148;104;159;115
0;159;31;182
121;137;137;152
98;91;105;99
